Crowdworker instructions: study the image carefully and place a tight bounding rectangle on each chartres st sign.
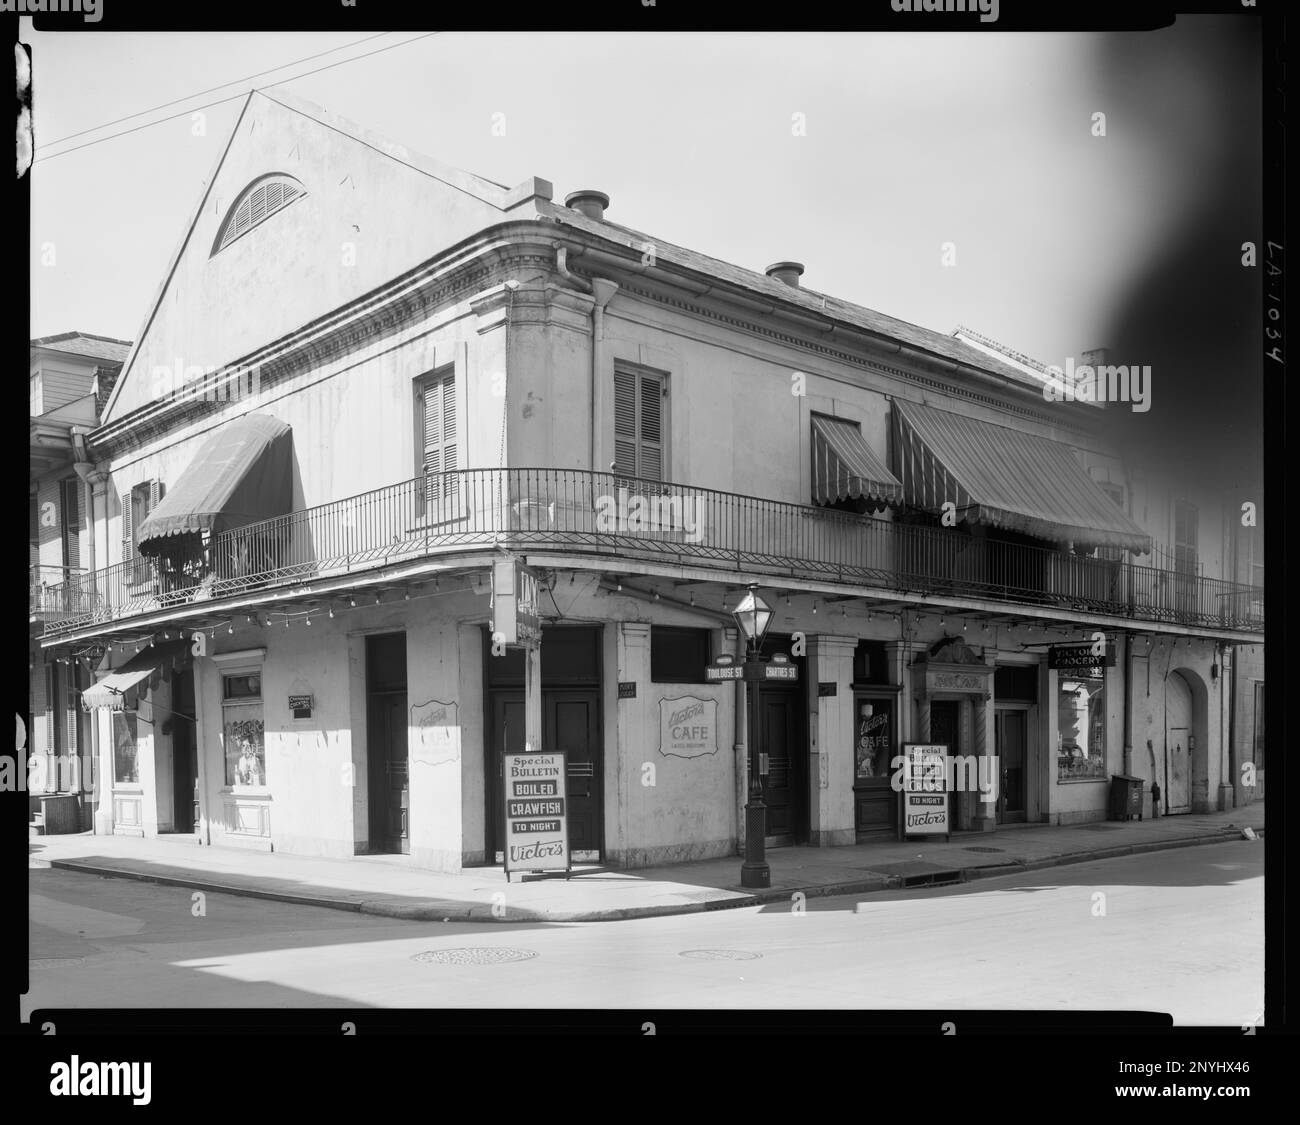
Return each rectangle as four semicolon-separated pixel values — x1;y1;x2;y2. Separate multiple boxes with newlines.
705;652;799;682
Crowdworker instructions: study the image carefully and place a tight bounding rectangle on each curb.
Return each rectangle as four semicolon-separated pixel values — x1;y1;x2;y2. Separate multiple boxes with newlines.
43;826;1261;924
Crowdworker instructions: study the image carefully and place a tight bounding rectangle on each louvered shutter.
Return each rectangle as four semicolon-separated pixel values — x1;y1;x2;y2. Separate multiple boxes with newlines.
638;374;663;483
613;369;638;478
422;378;442;475
441;373;457;475
62;480;80;572
613;368;666;482
149;479;163;515
121;491;134;561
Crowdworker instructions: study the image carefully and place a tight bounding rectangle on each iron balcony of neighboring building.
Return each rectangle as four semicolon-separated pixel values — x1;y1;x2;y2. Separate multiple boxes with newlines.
30;564;88;623
36;468;1265;646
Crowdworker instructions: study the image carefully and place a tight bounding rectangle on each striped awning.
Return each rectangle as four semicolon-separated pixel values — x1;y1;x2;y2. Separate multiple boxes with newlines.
811;414;903;507
891;400;1152;554
136;413;292;555
82;640;190;711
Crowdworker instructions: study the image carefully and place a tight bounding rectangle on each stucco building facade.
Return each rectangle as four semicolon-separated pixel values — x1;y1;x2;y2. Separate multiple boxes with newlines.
33;91;1264;869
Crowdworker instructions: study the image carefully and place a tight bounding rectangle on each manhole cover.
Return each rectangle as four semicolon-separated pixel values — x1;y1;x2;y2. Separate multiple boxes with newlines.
679;949;762;961
963;846;1005;853
412;947;538;965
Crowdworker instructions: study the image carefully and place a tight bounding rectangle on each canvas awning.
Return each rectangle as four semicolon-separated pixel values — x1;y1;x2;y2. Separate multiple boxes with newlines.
136;413;292;555
81;640;190;711
891;399;1152;554
810;414;903;507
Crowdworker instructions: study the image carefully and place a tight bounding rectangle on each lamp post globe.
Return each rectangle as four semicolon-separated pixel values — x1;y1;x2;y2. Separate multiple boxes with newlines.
733;584;772;888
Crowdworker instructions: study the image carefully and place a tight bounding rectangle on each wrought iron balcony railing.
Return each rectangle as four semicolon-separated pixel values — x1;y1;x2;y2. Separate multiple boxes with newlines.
35;468;1265;640
30;563;87;618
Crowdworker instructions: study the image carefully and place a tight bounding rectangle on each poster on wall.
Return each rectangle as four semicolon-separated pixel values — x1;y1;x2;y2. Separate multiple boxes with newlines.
900;743;950;839
502;751;570;881
658;695;718;759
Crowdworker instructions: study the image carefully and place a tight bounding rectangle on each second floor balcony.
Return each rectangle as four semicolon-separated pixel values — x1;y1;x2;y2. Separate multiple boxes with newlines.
35;468;1265;642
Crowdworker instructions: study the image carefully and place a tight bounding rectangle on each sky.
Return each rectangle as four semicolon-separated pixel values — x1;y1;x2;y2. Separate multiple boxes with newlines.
25;23;1256;384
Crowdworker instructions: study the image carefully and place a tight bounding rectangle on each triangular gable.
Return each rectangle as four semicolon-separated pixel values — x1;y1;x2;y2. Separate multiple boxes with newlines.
104;90;548;424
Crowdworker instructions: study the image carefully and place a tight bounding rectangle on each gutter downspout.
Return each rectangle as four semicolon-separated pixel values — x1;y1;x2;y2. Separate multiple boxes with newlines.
555;243;617;472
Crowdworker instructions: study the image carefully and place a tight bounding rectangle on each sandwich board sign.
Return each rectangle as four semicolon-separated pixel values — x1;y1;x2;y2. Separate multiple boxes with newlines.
502;751;570;881
900;743;951;840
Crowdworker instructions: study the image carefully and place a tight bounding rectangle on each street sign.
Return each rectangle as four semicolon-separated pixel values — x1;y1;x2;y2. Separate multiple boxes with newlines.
492;559;541;648
706;653;743;681
744;660;798;682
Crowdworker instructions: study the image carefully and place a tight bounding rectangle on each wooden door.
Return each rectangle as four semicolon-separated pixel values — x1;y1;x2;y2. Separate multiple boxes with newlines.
995;709;1027;823
759;686;804;845
488;690;602;862
1165;671;1192;813
368;692;409;853
549;692;601;859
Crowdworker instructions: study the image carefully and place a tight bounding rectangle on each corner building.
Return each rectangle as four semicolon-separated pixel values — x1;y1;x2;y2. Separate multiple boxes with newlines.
35;91;1264;868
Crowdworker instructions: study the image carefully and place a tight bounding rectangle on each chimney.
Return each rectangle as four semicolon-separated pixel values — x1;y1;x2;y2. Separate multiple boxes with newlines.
1081;346;1109;368
765;261;804;288
565;189;609;221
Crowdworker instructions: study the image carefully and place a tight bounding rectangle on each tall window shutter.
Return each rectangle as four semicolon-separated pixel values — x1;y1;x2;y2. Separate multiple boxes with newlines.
418;373;455;500
422;379;442;473
613;368;666;481
638;374;663;482
121;491;134;561
441;374;458;474
613;369;638;478
149;479;163;514
62;480;81;572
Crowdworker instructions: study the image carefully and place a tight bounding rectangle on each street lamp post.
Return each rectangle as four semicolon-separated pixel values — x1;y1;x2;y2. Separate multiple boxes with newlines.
733;586;773;889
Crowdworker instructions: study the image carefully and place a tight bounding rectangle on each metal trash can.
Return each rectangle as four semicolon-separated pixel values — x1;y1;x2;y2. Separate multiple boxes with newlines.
1109;774;1144;821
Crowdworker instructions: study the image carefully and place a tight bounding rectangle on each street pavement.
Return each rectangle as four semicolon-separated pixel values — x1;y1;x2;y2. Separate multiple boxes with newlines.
27;803;1264;923
24;841;1263;1025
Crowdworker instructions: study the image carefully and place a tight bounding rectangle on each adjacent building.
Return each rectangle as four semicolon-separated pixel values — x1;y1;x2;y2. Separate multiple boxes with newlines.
33;91;1264;867
29;331;130;833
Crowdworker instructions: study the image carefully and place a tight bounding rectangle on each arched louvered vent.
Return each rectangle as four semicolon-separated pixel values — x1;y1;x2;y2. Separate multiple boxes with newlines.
212;175;306;254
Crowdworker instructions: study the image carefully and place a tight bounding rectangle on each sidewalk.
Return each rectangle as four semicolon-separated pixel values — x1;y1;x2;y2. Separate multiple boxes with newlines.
28;804;1264;923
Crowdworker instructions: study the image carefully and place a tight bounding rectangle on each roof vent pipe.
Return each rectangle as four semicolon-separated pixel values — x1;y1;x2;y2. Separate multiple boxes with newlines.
765;261;804;287
565;190;609;221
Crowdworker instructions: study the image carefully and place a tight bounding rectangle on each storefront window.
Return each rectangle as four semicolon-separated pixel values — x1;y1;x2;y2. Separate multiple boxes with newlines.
855;696;894;780
1057;674;1106;779
112;711;139;784
223;672;265;787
